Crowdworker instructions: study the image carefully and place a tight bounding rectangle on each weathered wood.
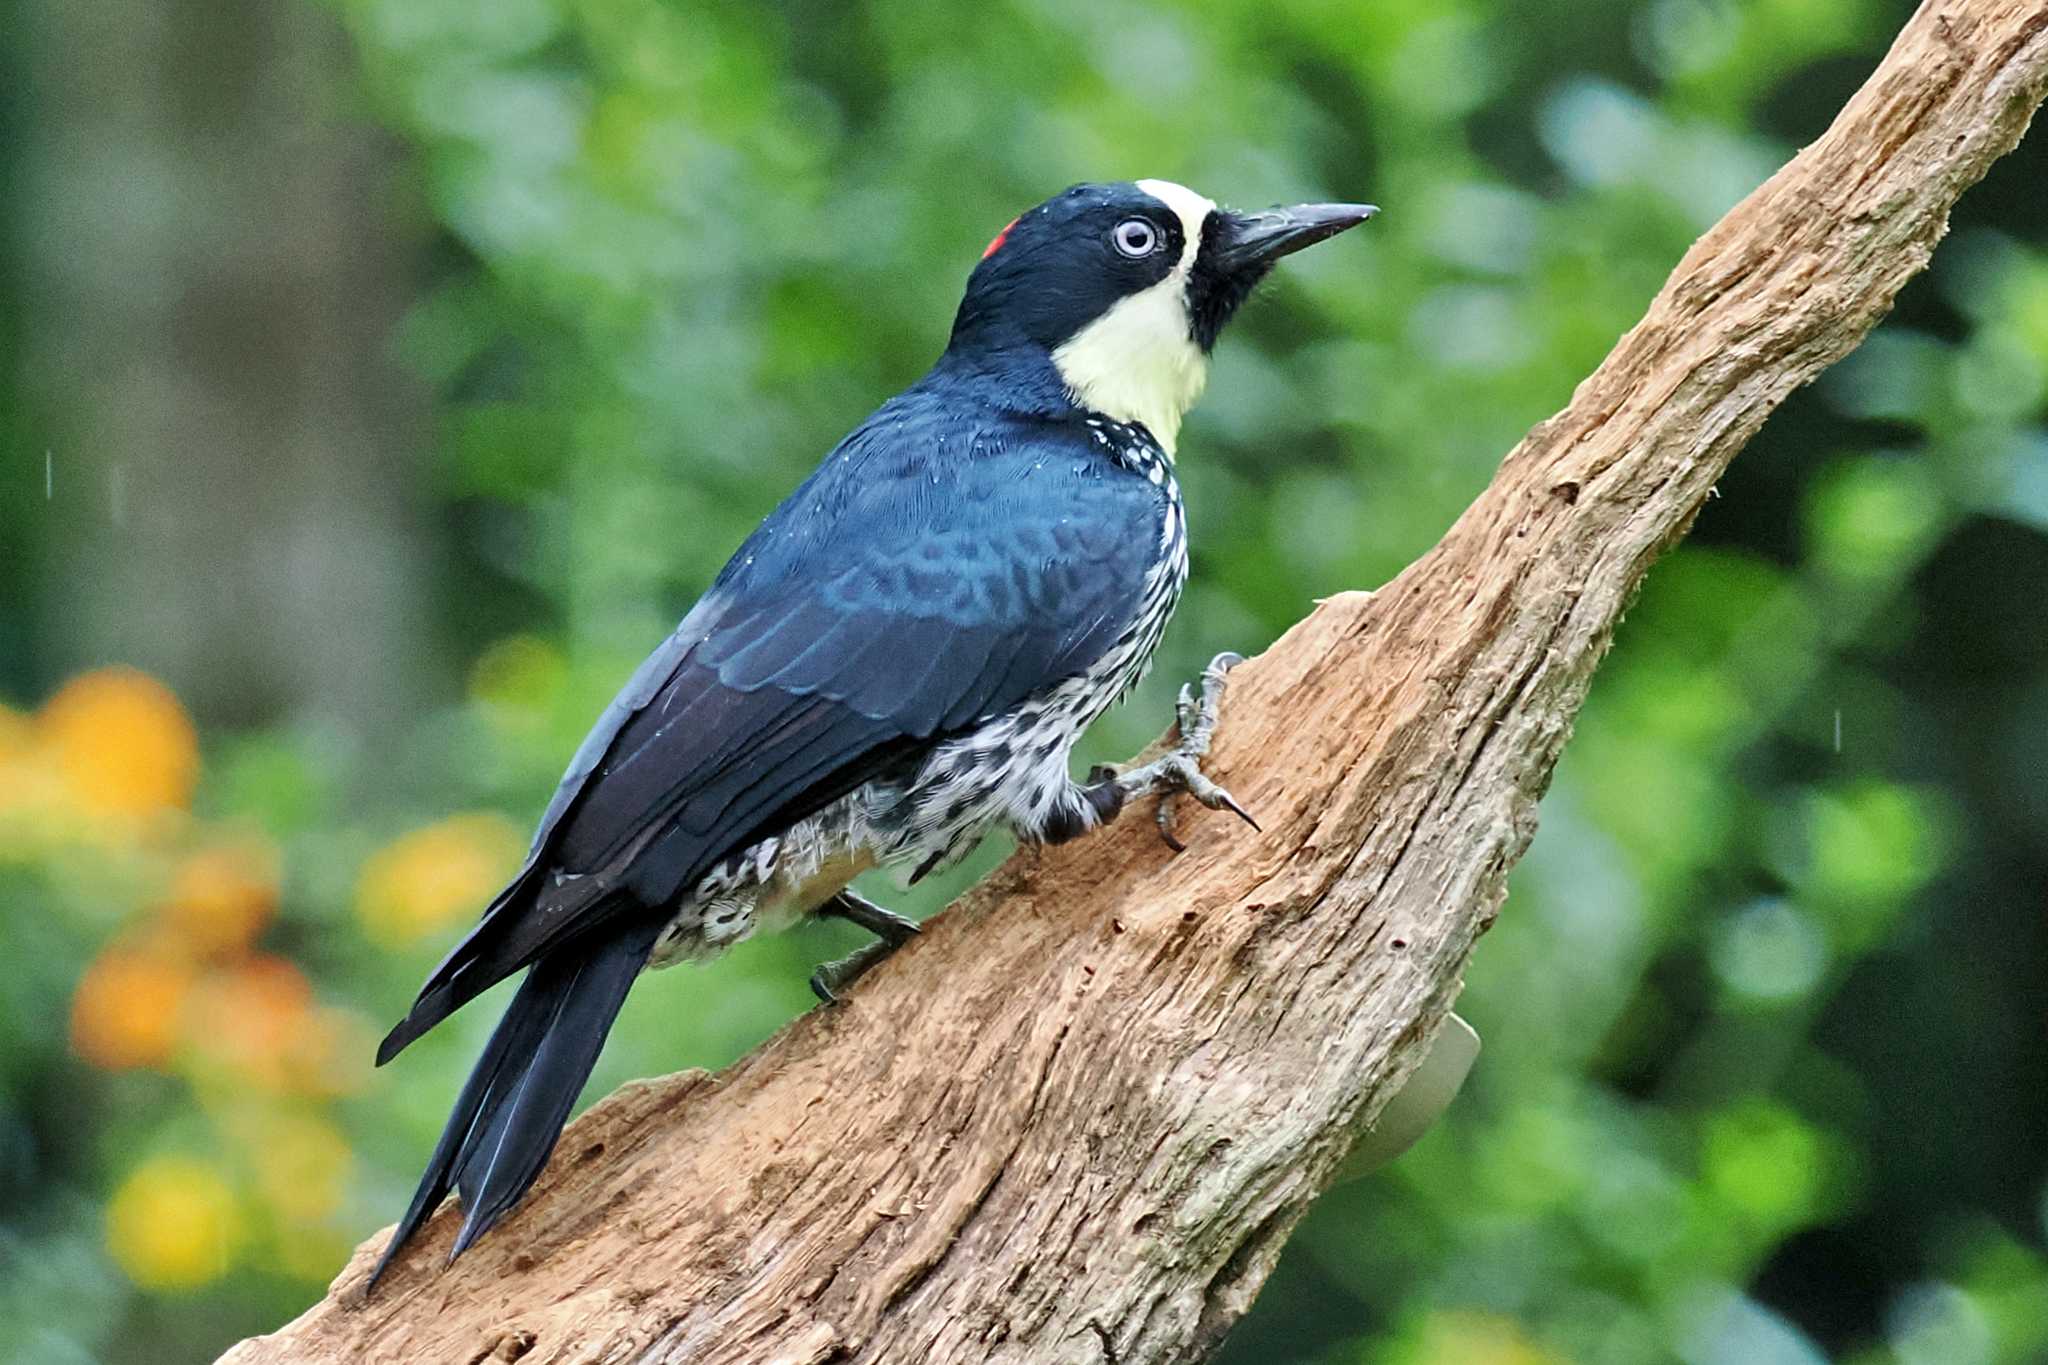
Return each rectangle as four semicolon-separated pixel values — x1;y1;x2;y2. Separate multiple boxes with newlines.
223;3;2048;1360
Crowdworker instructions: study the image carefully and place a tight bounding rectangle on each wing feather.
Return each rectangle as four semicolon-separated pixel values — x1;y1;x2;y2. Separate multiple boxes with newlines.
379;409;1170;1060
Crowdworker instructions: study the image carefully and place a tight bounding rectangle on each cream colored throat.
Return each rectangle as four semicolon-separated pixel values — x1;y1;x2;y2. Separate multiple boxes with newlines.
1051;281;1209;455
1050;178;1215;456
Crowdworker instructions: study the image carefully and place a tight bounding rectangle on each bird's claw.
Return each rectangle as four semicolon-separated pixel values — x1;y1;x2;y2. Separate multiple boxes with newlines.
1114;651;1258;852
1139;751;1262;849
810;891;920;1005
1174;650;1243;752
809;939;894;1005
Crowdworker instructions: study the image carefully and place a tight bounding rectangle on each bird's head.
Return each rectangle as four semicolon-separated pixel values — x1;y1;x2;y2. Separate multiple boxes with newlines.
944;180;1375;452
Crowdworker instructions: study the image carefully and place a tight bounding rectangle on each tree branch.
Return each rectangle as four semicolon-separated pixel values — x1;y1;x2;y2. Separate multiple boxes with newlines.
224;3;2048;1360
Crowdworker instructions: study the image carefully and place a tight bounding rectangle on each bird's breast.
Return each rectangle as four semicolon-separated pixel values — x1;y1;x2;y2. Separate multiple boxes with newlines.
758;847;878;936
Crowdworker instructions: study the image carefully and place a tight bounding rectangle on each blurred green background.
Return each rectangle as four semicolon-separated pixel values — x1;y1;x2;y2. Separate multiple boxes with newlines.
3;0;2045;1361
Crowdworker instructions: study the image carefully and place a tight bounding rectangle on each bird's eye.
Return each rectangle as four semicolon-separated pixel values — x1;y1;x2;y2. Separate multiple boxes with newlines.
1112;218;1160;258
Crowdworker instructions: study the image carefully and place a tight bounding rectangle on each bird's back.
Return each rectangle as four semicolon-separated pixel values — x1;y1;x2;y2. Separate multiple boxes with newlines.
367;174;1369;1284
381;380;1179;1056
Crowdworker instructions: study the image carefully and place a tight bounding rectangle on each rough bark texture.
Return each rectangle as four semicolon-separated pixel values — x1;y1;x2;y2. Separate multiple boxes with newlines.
225;3;2048;1361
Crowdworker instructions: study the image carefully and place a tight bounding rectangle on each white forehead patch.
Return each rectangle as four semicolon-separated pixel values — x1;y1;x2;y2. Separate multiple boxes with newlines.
1050;179;1218;455
1135;179;1216;269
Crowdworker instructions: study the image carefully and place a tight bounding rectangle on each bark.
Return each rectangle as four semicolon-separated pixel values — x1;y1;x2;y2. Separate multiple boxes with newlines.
224;2;2048;1361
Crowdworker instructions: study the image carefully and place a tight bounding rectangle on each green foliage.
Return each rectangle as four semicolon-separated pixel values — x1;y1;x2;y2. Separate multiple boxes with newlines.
2;0;2045;1362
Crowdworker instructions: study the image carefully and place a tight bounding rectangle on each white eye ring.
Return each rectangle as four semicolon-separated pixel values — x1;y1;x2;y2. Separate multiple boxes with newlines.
1112;217;1160;258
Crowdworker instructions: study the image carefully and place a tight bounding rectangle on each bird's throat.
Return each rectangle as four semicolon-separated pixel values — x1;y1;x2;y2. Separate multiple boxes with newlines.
1050;280;1210;456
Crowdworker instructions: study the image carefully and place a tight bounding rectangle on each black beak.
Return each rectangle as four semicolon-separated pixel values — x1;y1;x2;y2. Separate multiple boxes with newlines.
1212;202;1377;273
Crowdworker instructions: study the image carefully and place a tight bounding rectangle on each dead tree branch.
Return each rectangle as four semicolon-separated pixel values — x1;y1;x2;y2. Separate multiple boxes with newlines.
224;3;2048;1360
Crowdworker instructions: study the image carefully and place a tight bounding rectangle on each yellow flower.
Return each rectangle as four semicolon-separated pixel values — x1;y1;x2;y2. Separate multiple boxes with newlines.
71;946;194;1071
249;1114;353;1224
1411;1311;1565;1365
0;703;31;763
39;668;199;819
105;1155;243;1290
161;840;279;959
355;813;523;948
0;704;71;843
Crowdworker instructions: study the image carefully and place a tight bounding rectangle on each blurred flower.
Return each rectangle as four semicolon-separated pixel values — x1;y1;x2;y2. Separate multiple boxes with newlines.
104;1155;244;1291
160;840;281;959
0;702;79;839
354;812;522;948
184;955;315;1091
38;667;200;820
0;701;31;761
1406;1310;1565;1365
71;944;196;1070
247;1114;353;1223
274;1004;378;1098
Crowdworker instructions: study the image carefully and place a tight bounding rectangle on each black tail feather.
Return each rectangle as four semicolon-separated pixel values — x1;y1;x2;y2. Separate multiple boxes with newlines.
367;918;663;1289
373;862;593;1068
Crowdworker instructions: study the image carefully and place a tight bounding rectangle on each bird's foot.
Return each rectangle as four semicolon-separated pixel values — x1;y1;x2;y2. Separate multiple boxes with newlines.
810;890;920;1004
1102;651;1260;853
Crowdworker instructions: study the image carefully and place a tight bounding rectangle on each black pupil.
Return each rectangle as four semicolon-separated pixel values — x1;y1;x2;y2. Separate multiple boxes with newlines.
1120;221;1153;253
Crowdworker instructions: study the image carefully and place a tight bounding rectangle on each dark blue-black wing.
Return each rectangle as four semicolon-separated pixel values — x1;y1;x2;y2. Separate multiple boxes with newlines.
368;413;1167;1285
379;423;1165;1060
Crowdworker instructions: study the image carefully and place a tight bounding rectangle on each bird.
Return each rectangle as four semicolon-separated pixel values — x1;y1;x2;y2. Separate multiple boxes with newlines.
369;179;1375;1286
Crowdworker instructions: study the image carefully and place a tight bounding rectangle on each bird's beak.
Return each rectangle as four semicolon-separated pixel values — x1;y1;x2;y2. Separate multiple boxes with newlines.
1212;202;1377;272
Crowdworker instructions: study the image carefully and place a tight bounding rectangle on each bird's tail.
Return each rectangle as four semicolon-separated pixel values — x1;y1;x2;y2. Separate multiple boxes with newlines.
368;917;663;1289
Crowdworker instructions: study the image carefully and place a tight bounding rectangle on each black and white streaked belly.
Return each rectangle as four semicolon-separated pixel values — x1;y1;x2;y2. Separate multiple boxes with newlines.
650;418;1187;970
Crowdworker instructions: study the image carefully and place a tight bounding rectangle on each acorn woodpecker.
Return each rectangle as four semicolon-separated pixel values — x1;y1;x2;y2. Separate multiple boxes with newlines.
370;179;1375;1284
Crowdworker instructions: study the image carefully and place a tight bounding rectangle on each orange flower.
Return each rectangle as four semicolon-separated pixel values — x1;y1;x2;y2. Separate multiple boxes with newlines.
161;841;279;958
354;813;522;948
71;946;195;1070
39;668;199;819
183;955;313;1090
275;1004;376;1098
0;703;71;829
